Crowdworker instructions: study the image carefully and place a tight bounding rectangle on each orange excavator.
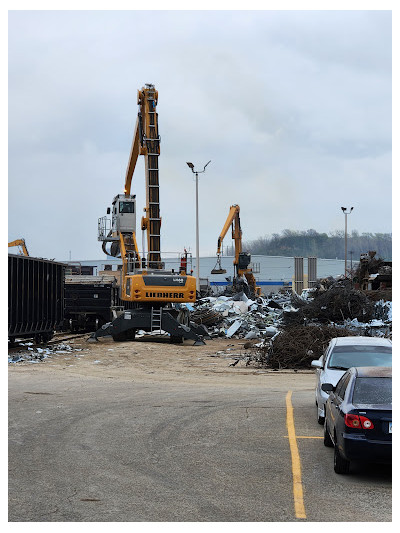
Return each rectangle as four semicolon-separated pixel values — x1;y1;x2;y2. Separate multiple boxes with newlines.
91;84;207;344
211;204;261;297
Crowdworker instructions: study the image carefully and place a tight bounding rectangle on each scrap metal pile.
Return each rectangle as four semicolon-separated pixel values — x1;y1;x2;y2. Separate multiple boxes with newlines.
190;292;284;340
189;282;392;369
246;324;357;370
283;286;375;324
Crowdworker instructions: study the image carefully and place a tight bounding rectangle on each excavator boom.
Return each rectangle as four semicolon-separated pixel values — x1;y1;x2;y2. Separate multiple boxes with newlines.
211;204;242;273
8;239;29;256
124;121;141;196
123;85;161;269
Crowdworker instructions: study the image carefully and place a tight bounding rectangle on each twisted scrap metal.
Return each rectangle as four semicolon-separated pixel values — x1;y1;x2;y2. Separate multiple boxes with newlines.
248;324;357;369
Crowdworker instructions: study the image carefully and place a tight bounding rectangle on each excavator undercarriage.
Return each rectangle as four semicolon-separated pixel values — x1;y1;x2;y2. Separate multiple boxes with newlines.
90;304;209;345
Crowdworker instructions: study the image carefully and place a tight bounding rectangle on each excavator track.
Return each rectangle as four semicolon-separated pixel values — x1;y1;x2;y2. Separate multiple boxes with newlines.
89;306;209;345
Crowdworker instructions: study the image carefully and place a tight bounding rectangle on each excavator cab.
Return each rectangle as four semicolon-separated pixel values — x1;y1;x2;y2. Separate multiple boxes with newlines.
238;252;251;271
111;194;136;234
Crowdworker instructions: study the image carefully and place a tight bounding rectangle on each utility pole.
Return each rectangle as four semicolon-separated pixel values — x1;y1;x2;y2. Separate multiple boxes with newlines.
341;206;353;277
349;250;354;286
186;160;211;293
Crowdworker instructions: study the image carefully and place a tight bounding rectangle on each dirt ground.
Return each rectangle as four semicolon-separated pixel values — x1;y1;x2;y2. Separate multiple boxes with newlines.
8;333;313;386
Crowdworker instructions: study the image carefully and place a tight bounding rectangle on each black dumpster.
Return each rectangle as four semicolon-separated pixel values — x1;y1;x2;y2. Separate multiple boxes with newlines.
64;281;120;332
8;254;65;343
63;275;138;332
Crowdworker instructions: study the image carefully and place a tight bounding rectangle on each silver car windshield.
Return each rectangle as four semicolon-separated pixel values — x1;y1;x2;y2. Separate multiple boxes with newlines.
328;345;392;370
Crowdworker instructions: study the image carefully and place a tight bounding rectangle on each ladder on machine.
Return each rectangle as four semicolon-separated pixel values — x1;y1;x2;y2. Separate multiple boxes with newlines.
150;308;162;333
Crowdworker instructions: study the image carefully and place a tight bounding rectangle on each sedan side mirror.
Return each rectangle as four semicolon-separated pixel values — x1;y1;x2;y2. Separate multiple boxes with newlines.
311;360;323;369
321;383;334;393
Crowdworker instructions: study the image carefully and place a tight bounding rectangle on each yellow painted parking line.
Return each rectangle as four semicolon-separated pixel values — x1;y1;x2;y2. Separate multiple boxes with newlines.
285;436;323;439
286;390;306;520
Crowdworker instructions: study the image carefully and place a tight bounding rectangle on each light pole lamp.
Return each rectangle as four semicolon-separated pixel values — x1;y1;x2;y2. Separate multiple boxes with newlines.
341;206;353;278
186;160;211;293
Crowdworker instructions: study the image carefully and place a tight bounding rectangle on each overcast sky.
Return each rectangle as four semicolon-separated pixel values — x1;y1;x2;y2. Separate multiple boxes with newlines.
8;9;392;261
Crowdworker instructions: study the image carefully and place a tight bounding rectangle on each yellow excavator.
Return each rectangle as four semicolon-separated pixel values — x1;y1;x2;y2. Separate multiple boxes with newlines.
91;84;207;344
211;204;261;297
8;239;29;257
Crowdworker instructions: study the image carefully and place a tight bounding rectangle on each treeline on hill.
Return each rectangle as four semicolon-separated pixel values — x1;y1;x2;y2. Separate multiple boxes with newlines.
233;229;392;261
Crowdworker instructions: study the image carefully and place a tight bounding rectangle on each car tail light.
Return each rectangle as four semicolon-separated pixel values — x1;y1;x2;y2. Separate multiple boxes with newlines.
359;416;374;429
345;414;361;428
344;414;374;429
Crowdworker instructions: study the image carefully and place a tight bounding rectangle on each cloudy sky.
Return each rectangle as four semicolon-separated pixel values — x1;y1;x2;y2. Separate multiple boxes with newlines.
8;8;392;261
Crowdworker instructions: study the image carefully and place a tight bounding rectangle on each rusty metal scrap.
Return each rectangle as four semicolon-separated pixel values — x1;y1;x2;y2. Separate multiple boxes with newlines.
190;308;224;326
284;287;374;325
247;325;357;370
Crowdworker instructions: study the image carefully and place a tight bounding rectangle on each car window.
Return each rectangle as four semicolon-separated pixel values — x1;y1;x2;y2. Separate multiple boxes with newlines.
327;345;392;370
322;345;331;366
352;377;392;405
336;373;351;400
334;378;344;399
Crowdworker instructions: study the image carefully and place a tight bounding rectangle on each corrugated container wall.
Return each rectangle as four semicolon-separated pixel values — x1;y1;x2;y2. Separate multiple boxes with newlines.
8;254;65;341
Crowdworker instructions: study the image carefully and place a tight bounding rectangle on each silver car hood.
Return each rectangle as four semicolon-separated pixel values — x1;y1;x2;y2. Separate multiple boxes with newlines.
321;368;347;385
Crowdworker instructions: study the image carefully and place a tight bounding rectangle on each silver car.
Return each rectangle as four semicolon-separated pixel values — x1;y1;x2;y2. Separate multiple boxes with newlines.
311;336;392;424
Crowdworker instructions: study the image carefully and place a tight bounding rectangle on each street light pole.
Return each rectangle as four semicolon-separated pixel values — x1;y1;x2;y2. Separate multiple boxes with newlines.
195;170;200;291
186;160;211;294
341;206;353;278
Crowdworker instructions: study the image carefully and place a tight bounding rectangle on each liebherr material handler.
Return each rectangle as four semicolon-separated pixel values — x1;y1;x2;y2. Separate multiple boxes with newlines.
91;84;207;344
211;204;261;297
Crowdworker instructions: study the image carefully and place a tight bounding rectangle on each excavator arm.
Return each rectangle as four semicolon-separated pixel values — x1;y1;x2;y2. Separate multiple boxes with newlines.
124;118;141;196
8;239;29;256
123;84;161;269
212;205;242;274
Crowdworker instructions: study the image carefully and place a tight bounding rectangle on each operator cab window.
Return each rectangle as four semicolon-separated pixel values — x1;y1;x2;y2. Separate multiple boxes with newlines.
119;202;135;214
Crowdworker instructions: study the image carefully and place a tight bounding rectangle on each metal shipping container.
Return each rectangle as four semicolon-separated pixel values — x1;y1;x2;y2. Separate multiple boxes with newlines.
8;254;65;343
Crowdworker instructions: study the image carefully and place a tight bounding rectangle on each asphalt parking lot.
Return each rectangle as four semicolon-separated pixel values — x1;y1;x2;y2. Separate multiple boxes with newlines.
8;337;392;522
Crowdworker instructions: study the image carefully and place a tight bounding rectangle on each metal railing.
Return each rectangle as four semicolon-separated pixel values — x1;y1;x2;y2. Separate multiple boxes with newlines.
98;216;112;241
122;250;191;276
250;262;261;274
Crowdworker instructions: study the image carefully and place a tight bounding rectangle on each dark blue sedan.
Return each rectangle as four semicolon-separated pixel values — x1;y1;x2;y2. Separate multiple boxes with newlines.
322;366;392;474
